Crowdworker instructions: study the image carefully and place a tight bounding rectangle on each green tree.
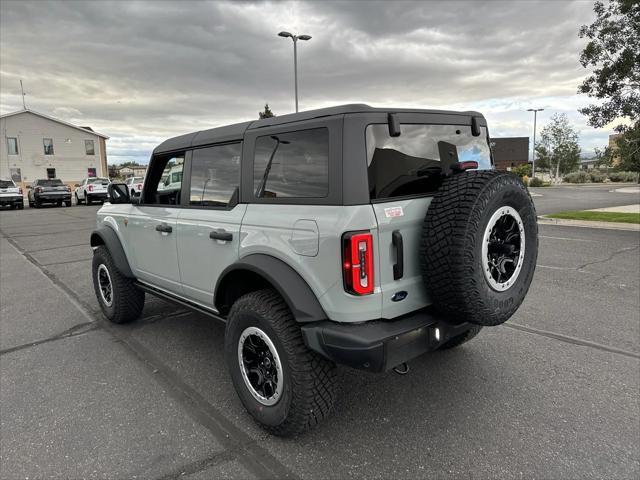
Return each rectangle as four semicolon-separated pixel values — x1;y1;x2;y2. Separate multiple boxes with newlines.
259;103;275;119
593;145;614;170
536;113;581;179
578;0;640;131
615;122;640;173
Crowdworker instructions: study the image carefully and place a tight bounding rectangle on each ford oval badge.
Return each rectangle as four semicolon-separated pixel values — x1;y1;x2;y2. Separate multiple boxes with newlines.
391;291;408;302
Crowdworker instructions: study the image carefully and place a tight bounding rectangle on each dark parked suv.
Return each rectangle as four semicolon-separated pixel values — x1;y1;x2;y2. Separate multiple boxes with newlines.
28;179;72;207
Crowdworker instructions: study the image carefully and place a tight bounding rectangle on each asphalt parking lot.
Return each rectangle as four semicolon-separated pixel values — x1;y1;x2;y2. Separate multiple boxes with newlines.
1;186;639;479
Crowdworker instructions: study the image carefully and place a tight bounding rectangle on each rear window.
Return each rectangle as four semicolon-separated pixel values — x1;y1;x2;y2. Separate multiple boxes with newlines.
87;177;109;184
36;179;63;186
253;128;329;199
0;180;15;188
366;124;492;200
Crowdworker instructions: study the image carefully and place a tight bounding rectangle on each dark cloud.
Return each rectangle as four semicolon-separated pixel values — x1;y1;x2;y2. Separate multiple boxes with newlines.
0;0;609;163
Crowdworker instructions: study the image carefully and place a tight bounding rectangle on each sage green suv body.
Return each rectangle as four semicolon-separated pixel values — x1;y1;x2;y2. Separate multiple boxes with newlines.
91;104;537;435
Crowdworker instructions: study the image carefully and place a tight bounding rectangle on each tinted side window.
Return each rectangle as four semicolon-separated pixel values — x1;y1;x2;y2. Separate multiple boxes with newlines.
189;144;241;207
143;154;184;205
253;128;329;198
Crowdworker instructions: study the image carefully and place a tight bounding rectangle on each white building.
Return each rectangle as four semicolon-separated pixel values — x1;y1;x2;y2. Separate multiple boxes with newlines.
0;109;109;188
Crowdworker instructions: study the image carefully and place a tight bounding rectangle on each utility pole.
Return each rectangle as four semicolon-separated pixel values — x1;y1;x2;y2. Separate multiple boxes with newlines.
278;32;312;113
20;80;27;109
527;108;544;177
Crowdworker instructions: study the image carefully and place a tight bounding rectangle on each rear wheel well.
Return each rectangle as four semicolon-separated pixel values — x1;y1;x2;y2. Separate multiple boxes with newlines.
215;269;272;316
90;233;105;247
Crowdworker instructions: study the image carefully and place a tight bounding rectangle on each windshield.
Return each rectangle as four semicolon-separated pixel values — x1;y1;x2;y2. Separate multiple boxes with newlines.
366;124;492;200
87;177;109;184
37;179;64;186
0;180;15;188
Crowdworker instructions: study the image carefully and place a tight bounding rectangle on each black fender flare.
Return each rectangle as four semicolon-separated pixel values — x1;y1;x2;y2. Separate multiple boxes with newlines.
214;254;327;323
90;226;134;278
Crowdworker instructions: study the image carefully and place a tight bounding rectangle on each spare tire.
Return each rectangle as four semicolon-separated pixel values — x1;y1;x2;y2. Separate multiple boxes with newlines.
420;170;537;326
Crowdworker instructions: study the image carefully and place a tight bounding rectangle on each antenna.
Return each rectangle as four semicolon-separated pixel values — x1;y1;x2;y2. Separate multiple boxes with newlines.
20;80;27;109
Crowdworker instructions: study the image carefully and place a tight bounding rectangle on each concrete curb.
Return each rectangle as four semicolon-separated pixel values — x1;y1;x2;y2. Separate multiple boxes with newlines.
538;216;640;232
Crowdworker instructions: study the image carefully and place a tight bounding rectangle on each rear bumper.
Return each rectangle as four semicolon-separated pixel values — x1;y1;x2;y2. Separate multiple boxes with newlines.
36;193;71;202
0;196;23;205
301;309;474;372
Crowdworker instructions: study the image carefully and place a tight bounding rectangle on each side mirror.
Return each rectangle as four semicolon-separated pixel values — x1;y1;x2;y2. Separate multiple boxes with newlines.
107;183;130;204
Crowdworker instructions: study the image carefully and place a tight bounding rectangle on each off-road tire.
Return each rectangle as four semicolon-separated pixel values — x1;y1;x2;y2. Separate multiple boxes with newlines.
225;289;338;437
439;325;483;350
420;170;537;326
92;246;144;324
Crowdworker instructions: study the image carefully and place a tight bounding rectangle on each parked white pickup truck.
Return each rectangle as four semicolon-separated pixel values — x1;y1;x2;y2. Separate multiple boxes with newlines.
75;177;110;205
0;178;24;209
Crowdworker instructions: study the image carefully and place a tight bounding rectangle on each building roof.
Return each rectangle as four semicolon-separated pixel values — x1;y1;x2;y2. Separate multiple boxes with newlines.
154;104;484;154
0;108;109;139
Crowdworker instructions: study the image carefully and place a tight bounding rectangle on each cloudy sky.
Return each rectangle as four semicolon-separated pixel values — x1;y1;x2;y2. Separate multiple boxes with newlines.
0;0;611;164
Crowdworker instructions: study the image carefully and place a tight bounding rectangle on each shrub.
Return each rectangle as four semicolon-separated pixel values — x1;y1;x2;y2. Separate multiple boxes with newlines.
511;164;532;178
529;177;544;187
609;171;639;182
563;171;591;183
589;171;606;183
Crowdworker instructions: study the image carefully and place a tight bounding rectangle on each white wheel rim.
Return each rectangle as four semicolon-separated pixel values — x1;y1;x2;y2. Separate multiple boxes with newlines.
97;264;114;307
481;206;526;292
237;326;284;406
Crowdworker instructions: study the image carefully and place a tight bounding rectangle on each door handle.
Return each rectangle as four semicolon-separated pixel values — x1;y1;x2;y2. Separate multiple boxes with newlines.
155;223;173;233
210;229;233;242
392;230;404;280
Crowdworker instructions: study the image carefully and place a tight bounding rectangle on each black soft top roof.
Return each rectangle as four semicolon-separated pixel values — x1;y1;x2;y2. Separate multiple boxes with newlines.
154;104;484;154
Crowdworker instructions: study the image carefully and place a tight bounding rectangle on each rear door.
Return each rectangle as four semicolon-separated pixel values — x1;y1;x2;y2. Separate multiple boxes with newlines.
127;152;185;293
365;115;493;319
176;143;245;306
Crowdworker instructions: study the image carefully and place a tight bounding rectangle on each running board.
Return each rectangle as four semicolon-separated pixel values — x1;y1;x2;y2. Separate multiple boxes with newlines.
134;281;226;323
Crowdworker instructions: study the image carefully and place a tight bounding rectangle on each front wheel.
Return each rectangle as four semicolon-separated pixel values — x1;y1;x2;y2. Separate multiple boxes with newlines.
225;289;338;437
92;246;145;323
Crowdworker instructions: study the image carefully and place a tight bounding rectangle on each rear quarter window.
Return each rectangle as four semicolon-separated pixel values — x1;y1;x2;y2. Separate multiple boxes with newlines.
366;124;492;200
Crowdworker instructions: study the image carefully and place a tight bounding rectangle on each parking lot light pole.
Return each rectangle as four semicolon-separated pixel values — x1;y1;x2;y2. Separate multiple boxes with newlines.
527;108;544;177
278;31;312;113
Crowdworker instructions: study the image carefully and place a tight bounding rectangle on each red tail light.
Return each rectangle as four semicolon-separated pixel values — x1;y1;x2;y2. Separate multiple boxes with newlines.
136;183;142;190
342;231;374;295
18;187;23;195
66;186;71;192
88;184;94;192
35;187;42;193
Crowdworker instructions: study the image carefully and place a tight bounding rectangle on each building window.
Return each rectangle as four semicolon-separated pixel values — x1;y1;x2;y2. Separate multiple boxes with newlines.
43;138;54;155
46;168;56;179
85;140;95;155
7;137;18;155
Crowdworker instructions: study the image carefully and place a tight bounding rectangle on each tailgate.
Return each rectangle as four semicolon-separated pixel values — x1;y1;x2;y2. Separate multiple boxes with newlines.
371;197;432;319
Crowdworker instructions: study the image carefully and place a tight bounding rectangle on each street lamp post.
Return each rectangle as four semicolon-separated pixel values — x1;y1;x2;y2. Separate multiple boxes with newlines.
278;31;312;113
527;108;544;177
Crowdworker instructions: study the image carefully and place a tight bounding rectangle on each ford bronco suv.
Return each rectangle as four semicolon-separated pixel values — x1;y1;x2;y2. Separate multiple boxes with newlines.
90;105;537;436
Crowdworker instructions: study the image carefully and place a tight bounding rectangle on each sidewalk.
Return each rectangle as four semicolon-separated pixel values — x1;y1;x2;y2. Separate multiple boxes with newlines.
538;216;640;231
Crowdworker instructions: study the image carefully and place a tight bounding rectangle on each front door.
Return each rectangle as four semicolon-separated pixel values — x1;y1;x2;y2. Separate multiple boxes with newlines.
176;143;244;306
128;153;185;294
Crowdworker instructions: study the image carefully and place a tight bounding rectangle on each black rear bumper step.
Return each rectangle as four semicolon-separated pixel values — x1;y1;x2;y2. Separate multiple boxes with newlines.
301;309;473;372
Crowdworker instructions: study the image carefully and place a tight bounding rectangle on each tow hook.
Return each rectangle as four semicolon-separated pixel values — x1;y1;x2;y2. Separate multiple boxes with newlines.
392;362;410;375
